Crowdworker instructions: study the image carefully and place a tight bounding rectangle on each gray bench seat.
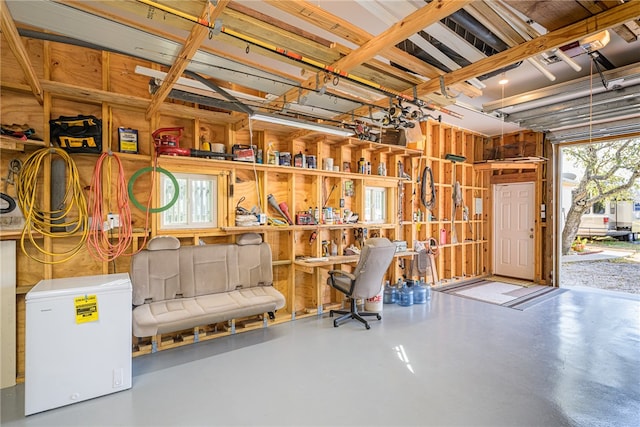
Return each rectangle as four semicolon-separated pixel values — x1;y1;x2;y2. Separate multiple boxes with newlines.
130;233;285;338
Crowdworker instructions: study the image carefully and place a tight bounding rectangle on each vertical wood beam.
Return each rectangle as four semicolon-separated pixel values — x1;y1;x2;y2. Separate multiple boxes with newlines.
0;0;43;104
145;0;230;120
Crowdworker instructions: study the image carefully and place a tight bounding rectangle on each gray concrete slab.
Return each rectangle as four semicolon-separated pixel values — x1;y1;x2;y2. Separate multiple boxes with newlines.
2;287;639;426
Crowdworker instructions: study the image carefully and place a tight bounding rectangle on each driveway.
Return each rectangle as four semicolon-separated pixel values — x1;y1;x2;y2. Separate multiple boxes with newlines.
561;248;640;295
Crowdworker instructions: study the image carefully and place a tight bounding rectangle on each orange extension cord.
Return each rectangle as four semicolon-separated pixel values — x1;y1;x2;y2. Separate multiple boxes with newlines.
86;152;135;262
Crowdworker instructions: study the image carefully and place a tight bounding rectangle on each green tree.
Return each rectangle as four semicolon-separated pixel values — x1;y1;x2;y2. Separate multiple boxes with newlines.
562;138;640;255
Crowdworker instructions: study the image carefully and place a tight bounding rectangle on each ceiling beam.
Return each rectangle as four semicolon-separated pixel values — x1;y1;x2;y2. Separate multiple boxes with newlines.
144;0;230;120
0;0;43;104
417;0;640;96
330;0;473;72
264;0;473;117
226;2;335;49
266;0;480;97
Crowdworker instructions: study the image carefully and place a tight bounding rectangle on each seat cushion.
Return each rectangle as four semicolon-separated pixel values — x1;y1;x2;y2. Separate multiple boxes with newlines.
132;286;285;337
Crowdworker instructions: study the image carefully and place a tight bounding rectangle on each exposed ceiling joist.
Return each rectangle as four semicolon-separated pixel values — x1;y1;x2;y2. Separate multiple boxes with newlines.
0;0;43;104
226;2;335;49
267;0;472;116
144;0;229;119
265;0;480;98
332;0;473;72
418;1;640;96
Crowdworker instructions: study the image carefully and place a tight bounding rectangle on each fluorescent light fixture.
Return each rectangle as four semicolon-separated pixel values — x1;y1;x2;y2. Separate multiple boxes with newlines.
251;113;354;137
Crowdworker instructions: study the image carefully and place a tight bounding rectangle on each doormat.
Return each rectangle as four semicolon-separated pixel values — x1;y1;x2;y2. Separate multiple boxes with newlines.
435;279;567;310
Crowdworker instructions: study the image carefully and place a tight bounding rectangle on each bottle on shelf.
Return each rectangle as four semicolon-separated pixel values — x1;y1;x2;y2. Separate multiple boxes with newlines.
267;142;277;165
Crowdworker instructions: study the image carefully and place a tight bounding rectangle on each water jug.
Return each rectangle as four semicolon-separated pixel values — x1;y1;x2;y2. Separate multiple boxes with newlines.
398;281;414;307
413;280;430;304
383;281;397;304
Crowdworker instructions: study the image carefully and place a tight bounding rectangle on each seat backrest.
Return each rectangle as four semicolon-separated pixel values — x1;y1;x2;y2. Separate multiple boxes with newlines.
351;237;396;299
179;243;238;296
236;233;273;287
130;233;273;306
131;236;182;306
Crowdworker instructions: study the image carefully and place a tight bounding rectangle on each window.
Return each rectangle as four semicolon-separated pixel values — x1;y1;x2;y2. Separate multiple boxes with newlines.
160;173;217;229
364;186;387;223
592;201;605;215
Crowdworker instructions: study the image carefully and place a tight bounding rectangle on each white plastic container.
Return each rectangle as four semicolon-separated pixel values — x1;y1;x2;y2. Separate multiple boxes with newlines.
364;289;383;312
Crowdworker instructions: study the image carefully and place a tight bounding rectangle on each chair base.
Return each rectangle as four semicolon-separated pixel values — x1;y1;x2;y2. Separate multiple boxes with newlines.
329;298;381;329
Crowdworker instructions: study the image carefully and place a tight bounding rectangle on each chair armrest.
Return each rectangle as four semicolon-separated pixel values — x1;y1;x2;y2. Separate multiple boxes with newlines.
327;270;356;281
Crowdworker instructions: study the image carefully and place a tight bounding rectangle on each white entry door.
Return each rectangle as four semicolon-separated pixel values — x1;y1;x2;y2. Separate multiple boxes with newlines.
493;182;535;280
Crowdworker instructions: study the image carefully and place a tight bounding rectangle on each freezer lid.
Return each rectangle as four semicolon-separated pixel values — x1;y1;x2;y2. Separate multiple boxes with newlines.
26;273;132;300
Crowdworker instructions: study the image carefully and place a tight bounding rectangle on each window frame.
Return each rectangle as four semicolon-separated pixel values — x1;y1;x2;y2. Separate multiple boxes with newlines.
159;172;217;230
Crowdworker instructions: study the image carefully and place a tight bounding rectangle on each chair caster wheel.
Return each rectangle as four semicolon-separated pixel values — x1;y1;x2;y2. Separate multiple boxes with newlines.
333;320;339;327
329;311;334;318
376;314;381;320
365;323;371;330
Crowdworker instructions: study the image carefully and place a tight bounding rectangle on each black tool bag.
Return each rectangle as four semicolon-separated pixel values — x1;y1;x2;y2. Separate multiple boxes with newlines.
50;115;102;154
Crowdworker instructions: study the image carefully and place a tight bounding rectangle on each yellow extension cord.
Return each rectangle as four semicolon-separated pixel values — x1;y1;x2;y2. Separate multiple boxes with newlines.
16;147;89;264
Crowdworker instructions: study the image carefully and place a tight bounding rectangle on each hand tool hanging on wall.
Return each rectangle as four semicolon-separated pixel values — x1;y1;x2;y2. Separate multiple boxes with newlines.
420;165;436;214
1;159;21;215
444;154;466;244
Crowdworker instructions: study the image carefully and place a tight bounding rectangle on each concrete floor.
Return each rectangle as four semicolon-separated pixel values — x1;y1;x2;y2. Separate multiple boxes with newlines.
2;286;639;427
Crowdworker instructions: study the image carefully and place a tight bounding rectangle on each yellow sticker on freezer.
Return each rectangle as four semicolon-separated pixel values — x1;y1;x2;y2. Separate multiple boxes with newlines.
75;295;99;324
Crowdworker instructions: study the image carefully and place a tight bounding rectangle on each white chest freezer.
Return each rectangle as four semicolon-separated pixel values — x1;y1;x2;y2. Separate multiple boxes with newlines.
25;273;132;415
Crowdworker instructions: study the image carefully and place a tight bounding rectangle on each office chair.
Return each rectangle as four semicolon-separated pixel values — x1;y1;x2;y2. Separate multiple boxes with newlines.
327;237;396;329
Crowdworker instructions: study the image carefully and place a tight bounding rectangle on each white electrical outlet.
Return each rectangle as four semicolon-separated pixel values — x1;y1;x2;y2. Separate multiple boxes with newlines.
107;214;120;228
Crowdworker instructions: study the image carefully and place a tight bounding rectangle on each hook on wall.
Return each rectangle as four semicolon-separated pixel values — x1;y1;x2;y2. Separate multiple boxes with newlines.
439;76;460;99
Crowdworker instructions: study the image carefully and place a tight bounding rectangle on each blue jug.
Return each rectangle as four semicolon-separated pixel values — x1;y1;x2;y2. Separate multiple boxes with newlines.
413;279;430;304
383;281;397;304
398;280;414;306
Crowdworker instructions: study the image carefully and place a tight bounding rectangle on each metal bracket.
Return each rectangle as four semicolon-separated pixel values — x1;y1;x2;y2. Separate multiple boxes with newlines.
439;76;460;99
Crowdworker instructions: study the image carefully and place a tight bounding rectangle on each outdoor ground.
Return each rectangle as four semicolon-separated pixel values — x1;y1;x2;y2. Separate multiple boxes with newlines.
561;240;640;295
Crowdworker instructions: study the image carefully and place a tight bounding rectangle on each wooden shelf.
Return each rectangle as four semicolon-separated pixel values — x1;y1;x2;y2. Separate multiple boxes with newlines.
0;135;46;151
473;157;545;170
